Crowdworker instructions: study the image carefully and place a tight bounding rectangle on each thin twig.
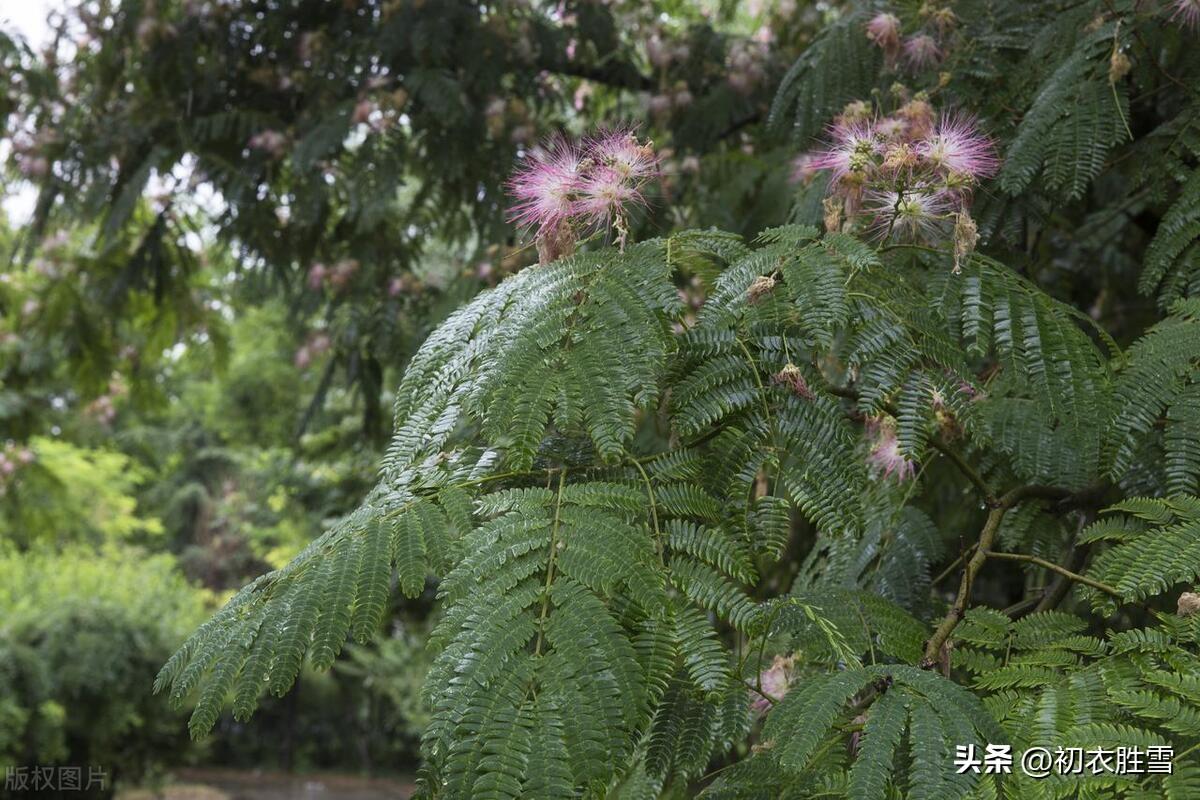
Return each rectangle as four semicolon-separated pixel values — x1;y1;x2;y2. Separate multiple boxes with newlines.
983;550;1122;599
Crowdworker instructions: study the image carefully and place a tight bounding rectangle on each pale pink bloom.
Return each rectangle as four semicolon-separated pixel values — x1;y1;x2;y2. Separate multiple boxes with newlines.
328;258;359;289
577;165;643;227
648;94;673;118
874;116;907;141
17;154;48;178
484;97;507;119
646;34;671;68
307;262;327;289
352;99;376;125
790;151;821;183
1170;0;1200;29
902;34;942;71
588;128;662;185
809;121;879;184
506;135;587;233
865;187;955;241
309;333;332;355
248;129;288;156
727;71;755;95
573;84;592;111
919;115;999;179
749;655;792;713
866;418;917;480
865;13;902;52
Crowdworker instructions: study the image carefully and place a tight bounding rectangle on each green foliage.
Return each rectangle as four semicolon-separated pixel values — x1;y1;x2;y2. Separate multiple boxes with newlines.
1083;497;1200;608
0;437;163;547
157;196;1200;792
768;13;882;144
1109;300;1200;489
952;606;1200;798
0;546;210;780
7;0;1200;795
998;23;1131;200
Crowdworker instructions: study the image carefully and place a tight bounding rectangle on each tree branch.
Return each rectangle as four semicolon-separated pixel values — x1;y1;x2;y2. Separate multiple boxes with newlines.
921;482;1114;667
983;550;1122;599
921;505;1008;668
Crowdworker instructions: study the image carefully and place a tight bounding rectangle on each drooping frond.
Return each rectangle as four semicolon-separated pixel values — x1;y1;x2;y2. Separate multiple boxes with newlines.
999;23;1130;200
1108;299;1200;488
767;13;881;145
1141;167;1200;307
1082;496;1200;609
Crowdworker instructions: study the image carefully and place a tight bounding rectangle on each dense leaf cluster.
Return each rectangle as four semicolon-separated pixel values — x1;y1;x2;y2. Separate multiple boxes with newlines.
142;0;1200;796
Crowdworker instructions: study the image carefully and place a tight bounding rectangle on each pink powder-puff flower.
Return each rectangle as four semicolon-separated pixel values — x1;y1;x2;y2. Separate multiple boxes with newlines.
506;127;659;260
577;165;644;228
248;129;288;157
809;120;879;185
1170;0;1200;29
587;127;662;186
866;418;918;480
902;34;942;71
874;116;908;141
919;115;1000;180
506;135;587;233
865;12;902;52
749;655;793;713
307;262;328;289
865;186;955;242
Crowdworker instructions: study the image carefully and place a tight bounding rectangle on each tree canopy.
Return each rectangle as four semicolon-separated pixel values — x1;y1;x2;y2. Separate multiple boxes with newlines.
5;0;1200;797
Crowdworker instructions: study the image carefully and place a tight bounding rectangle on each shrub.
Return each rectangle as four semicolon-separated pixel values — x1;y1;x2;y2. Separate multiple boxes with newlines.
0;547;210;792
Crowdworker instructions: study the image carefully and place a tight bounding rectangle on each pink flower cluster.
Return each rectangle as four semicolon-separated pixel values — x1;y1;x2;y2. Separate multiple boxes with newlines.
0;443;36;497
865;9;957;72
749;654;793;714
1171;0;1200;29
866;417;918;482
794;99;997;253
507;129;661;263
